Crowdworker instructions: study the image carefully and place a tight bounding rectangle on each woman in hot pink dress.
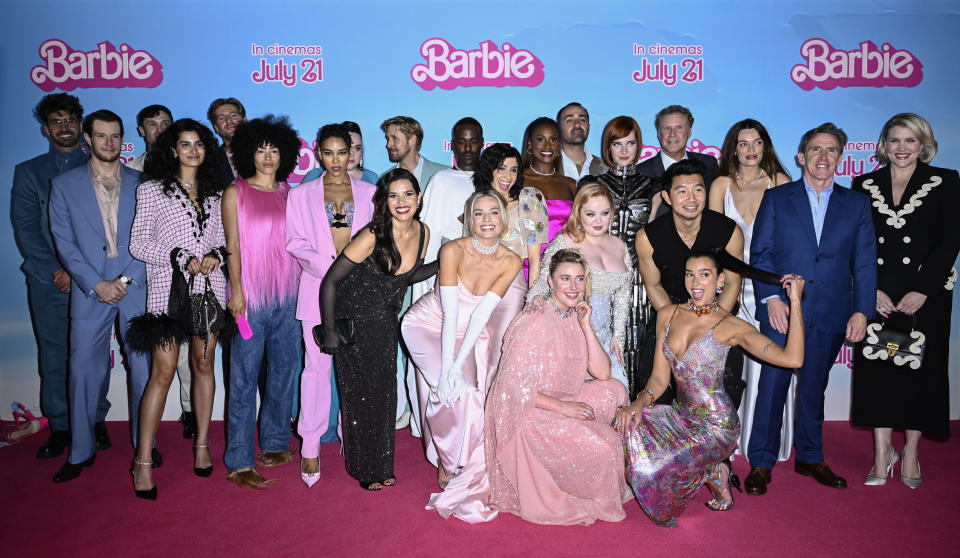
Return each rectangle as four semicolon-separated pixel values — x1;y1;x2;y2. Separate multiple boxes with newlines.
402;190;521;521
520;117;576;247
485;249;628;525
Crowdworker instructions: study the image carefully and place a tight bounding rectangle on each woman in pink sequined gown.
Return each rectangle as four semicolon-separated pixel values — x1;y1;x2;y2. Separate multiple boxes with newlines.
402;191;521;521
486;249;628;525
616;250;806;527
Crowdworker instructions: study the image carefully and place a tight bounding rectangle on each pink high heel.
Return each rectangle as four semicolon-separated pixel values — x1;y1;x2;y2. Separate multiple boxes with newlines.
2;402;49;444
301;458;320;488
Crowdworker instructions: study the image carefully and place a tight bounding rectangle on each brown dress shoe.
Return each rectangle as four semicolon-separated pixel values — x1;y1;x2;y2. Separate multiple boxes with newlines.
794;461;847;489
744;466;772;495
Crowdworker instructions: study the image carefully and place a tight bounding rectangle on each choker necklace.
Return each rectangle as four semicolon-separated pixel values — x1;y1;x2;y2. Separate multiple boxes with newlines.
547;295;576;318
686;299;721;317
471;236;498;255
527;164;556;177
179;180;197;193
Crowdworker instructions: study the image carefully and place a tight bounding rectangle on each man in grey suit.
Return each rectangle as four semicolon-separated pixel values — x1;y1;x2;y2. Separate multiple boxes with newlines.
557;102;607;181
48;110;154;482
11;93;113;459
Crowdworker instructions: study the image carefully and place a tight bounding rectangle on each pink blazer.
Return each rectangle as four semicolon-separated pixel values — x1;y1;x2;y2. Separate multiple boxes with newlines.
286;173;376;322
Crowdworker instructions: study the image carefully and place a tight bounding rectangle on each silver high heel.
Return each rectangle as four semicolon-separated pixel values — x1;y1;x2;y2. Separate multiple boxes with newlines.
864;445;898;486
900;450;922;490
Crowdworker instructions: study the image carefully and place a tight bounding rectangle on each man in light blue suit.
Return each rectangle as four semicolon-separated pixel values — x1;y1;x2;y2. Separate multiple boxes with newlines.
745;123;877;495
48;110;153;482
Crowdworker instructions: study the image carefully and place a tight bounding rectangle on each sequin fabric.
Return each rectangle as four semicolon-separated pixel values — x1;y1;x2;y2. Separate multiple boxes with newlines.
334;248;423;485
623;318;740;527
500;187;548;257
485;307;628;525
597;166;657;394
527;234;633;388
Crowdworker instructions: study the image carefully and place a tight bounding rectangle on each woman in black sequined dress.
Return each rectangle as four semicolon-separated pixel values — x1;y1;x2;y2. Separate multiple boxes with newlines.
319;168;438;490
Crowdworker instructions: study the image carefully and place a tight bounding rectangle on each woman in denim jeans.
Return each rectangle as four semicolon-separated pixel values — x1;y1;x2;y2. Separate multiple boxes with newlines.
221;116;303;488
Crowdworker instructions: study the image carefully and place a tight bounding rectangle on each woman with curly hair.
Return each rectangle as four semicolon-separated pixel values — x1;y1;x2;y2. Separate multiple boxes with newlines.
128;118;227;499
317;168;438;491
472;143;546;384
220;115;303;489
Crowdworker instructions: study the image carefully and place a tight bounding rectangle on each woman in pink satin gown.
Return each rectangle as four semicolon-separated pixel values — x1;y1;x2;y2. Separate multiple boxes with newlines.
486;249;628;525
401;190;522;521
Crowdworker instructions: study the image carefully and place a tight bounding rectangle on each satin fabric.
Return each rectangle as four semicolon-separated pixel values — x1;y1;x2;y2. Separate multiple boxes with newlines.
485;270;526;391
543;198;573;248
401;282;495;522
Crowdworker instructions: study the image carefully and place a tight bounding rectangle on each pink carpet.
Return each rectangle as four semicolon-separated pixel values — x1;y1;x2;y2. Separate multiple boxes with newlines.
3;421;956;557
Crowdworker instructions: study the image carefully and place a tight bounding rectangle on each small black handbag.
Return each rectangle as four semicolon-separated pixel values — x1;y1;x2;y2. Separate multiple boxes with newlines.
312;318;357;349
860;314;926;370
188;275;224;338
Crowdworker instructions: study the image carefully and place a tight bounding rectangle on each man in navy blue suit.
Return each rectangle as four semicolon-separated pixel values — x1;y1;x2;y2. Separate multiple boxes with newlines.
48;110;154;482
745;123;877;495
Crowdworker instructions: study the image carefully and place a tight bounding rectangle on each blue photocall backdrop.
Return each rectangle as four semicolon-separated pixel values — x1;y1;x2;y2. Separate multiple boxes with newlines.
1;0;957;421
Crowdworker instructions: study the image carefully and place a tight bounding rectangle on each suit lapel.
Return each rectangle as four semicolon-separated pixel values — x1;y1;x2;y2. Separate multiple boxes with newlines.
312;174;335;249
821;183;847;241
898;162;930;208
349;174;369;236
789;183;818;246
75;166;107;240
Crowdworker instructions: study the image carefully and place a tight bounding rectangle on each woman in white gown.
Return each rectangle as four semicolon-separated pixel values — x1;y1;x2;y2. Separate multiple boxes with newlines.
708;118;794;462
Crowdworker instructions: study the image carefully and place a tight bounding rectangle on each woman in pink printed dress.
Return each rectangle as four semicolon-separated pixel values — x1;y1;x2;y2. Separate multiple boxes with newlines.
616;249;805;527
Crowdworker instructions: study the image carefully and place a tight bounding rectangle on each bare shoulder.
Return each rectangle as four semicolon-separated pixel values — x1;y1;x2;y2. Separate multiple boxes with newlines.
714;313;752;344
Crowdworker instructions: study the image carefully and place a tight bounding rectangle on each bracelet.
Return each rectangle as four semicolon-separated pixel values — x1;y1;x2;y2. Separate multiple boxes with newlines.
643;388;656;408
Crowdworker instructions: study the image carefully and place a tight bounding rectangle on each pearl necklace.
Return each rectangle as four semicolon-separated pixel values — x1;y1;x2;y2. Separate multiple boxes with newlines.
686;299;721;317
547;295;576;318
527;164;556;177
735;168;765;188
471;236;498;255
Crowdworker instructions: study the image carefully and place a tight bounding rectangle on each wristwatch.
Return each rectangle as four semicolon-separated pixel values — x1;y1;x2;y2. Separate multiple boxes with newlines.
118;275;132;286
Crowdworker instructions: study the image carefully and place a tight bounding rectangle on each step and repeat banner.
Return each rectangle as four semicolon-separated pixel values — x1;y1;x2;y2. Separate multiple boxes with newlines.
1;0;957;421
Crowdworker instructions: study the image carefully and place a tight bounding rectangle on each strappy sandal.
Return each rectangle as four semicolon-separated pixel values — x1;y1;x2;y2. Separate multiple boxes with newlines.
361;481;383;491
382;477;396;487
705;462;736;512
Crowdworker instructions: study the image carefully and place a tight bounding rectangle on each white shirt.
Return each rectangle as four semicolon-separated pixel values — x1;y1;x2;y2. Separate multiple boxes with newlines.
660;149;687;171
126;153;146;171
561;146;595;181
411;168;474;301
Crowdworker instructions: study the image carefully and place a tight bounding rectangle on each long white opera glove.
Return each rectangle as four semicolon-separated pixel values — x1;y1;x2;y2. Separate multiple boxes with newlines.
438;285;459;387
438;291;501;406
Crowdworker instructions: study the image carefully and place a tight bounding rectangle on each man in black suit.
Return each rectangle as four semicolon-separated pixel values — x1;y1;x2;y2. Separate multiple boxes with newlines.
637;105;718;219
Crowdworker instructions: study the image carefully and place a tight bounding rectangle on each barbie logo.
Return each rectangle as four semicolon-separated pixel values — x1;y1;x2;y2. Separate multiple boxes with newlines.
31;39;163;92
411;38;544;91
791;39;922;91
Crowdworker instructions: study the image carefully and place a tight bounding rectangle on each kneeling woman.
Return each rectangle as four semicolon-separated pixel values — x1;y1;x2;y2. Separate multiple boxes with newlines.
486;249;628;525
402;190;521;520
318;168;437;491
615;249;804;527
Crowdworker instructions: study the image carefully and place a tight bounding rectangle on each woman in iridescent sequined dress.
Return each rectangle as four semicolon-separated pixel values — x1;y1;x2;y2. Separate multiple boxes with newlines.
616;249;805;527
527;181;632;390
486;249;628;525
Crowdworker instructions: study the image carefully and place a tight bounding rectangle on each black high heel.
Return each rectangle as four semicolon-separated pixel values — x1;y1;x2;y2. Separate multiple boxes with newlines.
193;441;213;477
131;459;157;500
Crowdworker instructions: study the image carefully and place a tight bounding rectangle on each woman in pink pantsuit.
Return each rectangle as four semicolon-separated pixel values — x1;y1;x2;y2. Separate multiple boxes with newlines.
401;190;521;521
285;124;374;487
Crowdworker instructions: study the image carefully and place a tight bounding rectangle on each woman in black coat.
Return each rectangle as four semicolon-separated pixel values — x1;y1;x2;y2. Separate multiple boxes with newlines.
851;113;959;489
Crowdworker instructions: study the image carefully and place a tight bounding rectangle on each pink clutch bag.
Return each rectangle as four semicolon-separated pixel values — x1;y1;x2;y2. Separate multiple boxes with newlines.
237;314;253;340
